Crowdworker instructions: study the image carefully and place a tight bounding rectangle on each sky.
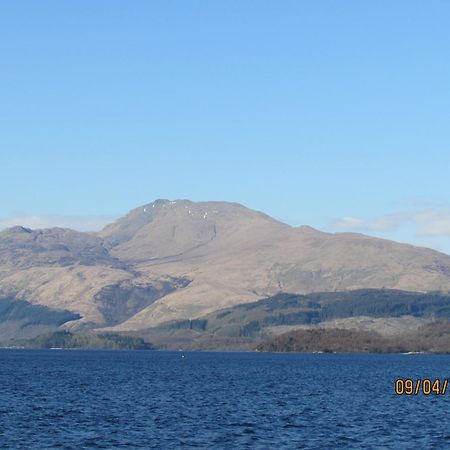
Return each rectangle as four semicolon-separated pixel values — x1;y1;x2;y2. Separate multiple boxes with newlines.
1;1;450;252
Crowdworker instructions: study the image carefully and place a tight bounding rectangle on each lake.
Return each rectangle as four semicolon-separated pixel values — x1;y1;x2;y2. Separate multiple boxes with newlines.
1;350;450;449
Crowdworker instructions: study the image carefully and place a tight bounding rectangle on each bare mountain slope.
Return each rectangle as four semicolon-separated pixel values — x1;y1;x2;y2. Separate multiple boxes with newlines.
0;225;189;330
3;199;450;335
94;200;450;331
98;199;287;263
0;226;117;269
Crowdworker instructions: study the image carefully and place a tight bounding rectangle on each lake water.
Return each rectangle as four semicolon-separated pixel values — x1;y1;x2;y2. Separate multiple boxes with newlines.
1;350;450;449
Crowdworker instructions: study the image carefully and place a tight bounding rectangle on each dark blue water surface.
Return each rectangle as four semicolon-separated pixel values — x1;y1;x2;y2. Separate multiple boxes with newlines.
1;350;450;449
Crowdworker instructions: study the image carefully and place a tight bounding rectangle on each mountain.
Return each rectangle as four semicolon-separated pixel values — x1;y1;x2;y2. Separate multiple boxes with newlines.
97;199;450;331
0;223;188;334
98;199;286;263
2;199;450;343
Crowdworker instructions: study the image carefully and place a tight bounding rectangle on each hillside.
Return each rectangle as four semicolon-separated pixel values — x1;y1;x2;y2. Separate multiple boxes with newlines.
0;297;80;342
256;321;450;354
19;331;153;350
3;199;450;341
0;226;117;269
256;328;402;353
189;289;436;334
143;289;450;348
99;199;450;331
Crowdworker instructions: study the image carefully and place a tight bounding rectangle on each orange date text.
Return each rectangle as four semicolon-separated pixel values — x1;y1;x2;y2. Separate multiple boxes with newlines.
395;379;449;395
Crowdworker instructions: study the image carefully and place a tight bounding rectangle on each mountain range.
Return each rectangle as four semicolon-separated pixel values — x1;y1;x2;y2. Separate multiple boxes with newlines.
2;199;450;344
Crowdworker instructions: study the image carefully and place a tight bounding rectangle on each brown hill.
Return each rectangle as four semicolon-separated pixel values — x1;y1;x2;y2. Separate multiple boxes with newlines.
0;224;186;328
2;199;450;336
256;321;450;354
0;226;117;269
98;200;450;331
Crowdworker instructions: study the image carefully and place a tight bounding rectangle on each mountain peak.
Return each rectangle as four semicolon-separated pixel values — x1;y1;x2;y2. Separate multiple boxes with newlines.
98;199;288;262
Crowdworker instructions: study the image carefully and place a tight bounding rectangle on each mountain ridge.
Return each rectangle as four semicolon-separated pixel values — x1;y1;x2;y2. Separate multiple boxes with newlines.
2;199;450;338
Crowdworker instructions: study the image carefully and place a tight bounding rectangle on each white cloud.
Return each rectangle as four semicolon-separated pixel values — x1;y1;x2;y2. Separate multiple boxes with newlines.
0;214;118;232
330;208;450;237
332;216;367;229
332;213;411;233
416;211;450;236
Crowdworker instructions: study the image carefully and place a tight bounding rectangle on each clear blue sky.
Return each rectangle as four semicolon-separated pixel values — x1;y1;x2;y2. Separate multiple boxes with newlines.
1;1;450;251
